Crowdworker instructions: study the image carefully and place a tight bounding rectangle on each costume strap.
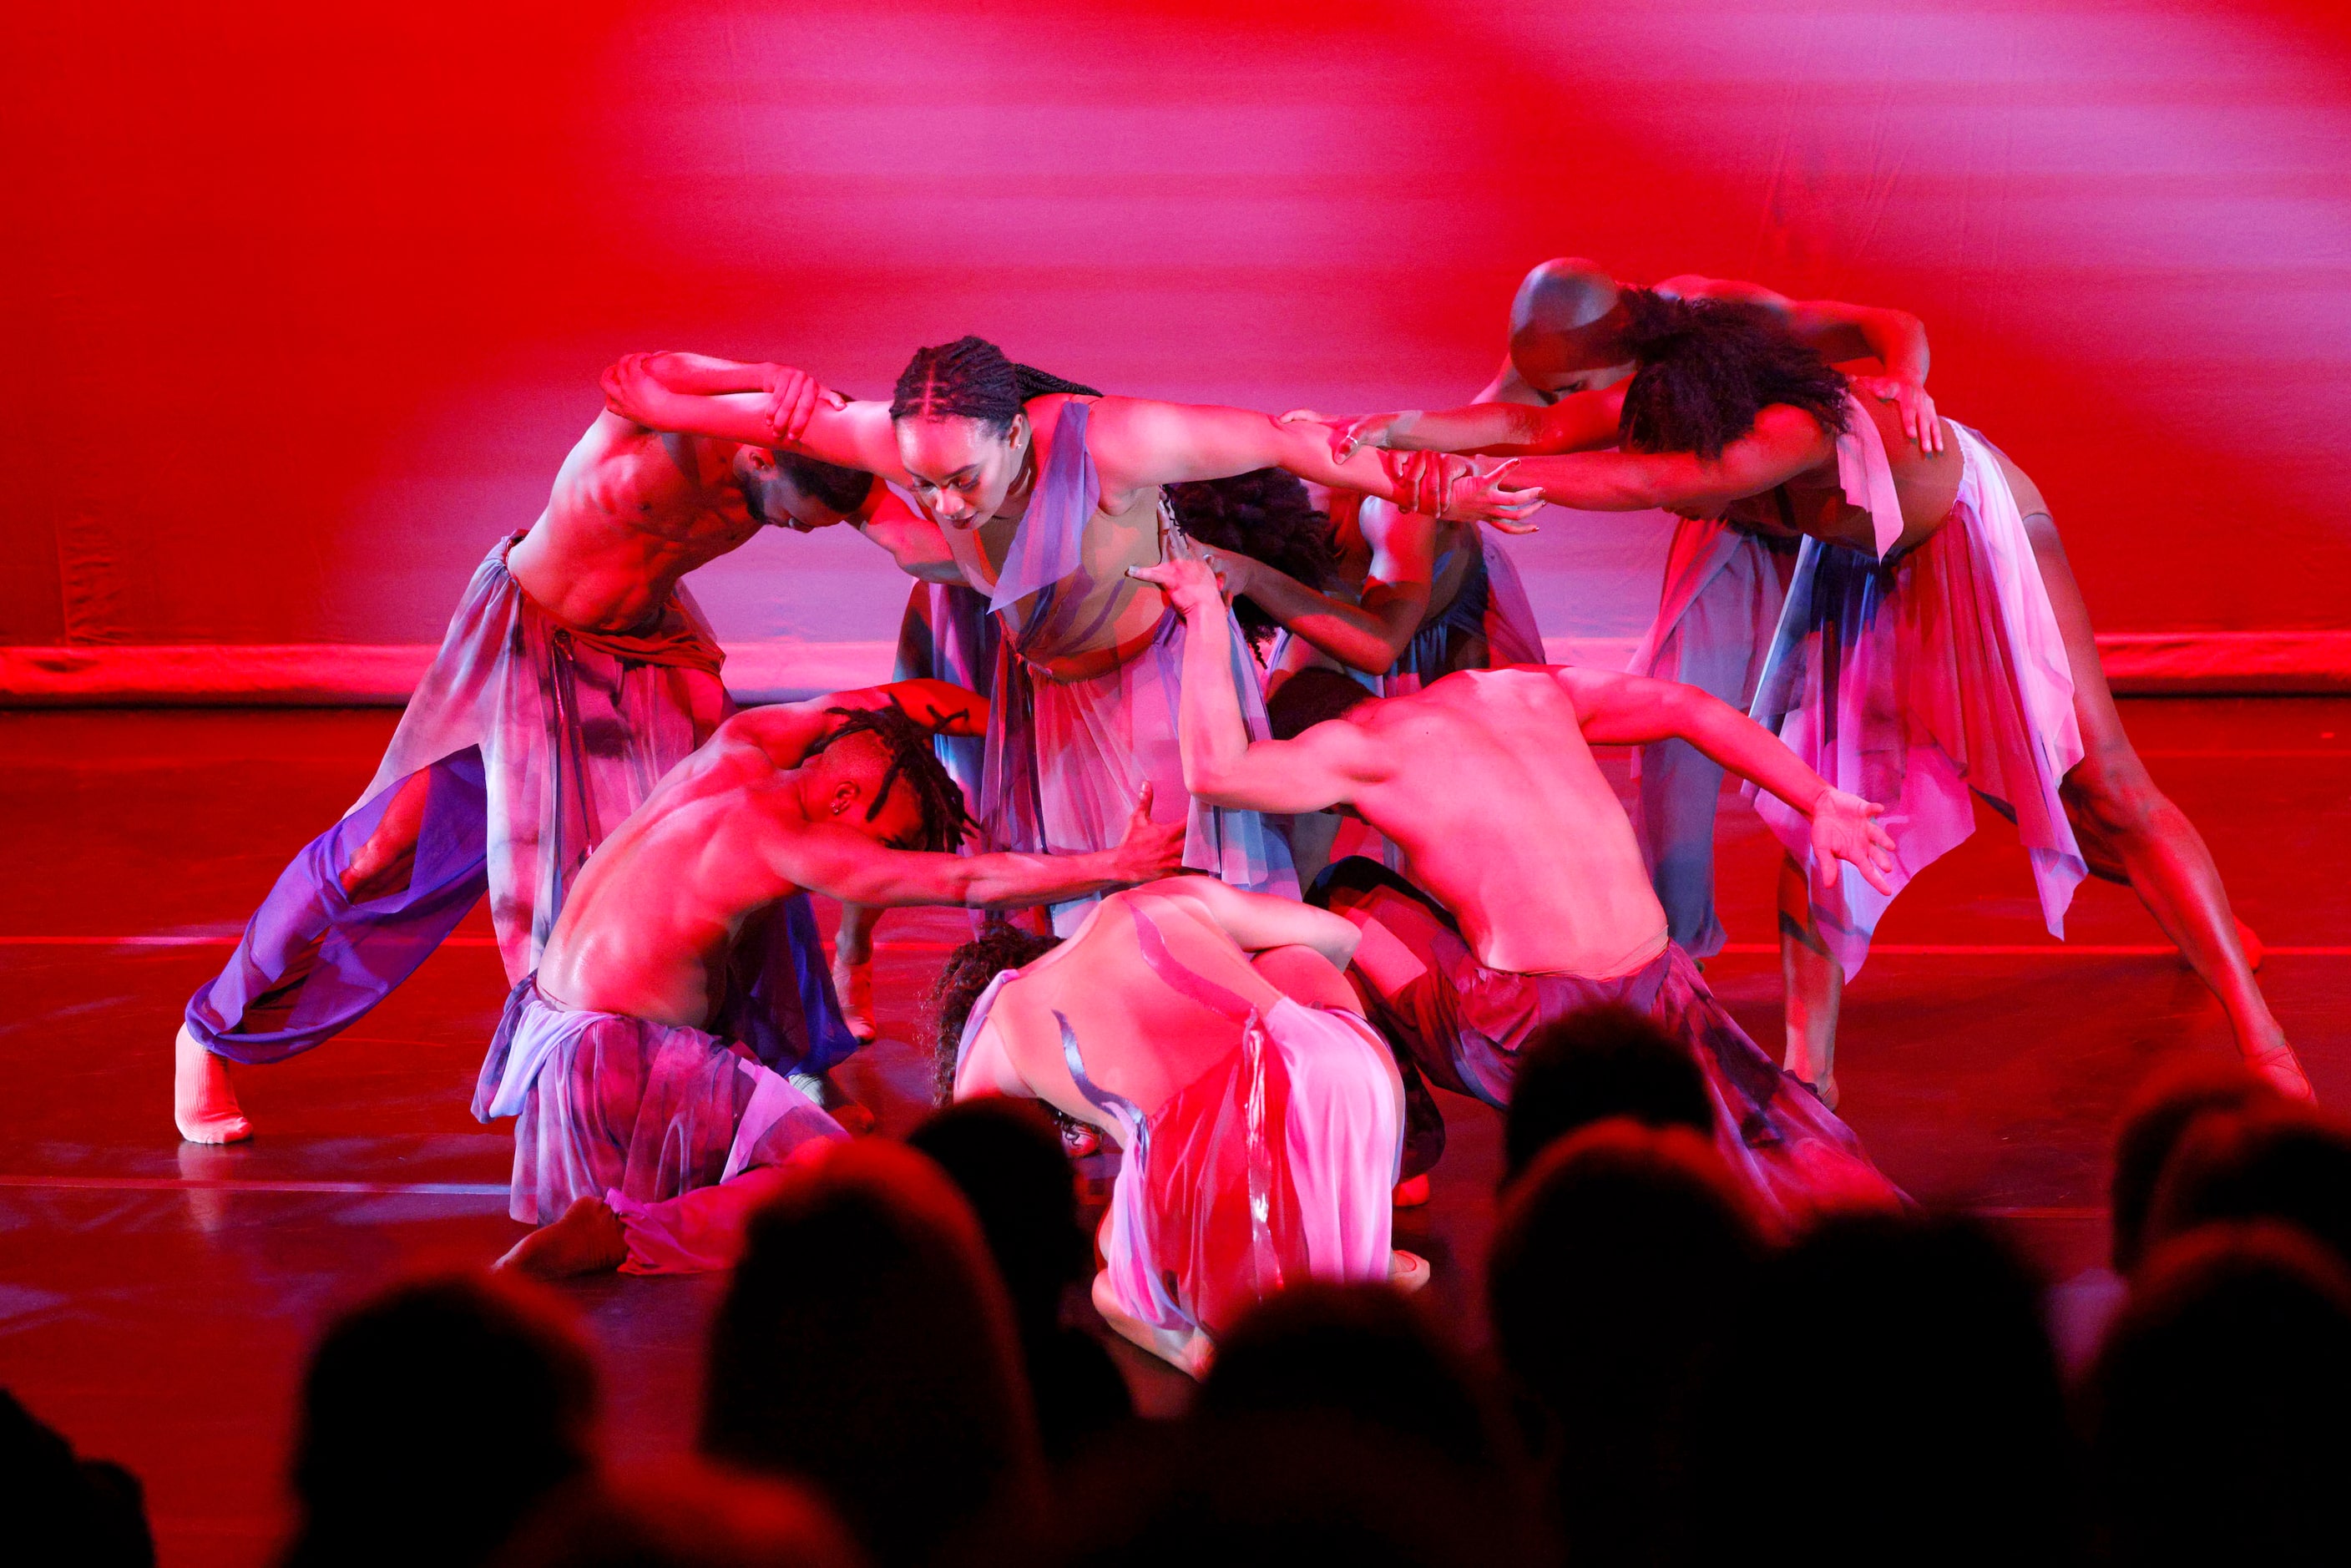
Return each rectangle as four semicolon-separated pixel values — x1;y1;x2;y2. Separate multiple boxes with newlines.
1832;391;1907;559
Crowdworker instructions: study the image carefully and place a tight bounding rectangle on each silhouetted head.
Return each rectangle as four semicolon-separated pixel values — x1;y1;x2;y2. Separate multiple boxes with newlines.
1506;257;1635;396
908;1095;1090;1338
0;1390;155;1568
704;1141;1042;1566
2086;1223;2351;1567
931;922;1064;1100
1615;289;1850;463
1166;468;1339;645
1503;1003;1714;1186
2146;1101;2351;1273
888;336;1101;529
2109;1055;2278;1272
741;448;879;533
1686;1213;2082;1565
491;1460;859;1568
286;1274;598;1568
1266;666;1376;741
796;706;972;853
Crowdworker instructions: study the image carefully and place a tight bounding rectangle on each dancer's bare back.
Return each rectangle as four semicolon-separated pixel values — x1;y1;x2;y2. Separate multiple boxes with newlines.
957;879;1363;1130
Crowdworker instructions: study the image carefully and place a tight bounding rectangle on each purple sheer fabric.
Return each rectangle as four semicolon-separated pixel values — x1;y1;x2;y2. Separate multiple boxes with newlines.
185;534;856;1075
890;577;999;802
1747;417;2087;977
978;400;1296;934
474;976;849;1237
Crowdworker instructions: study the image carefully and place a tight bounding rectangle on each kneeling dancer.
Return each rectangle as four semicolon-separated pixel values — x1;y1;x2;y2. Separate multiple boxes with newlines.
938;876;1409;1377
487;684;1183;1278
1138;556;1906;1230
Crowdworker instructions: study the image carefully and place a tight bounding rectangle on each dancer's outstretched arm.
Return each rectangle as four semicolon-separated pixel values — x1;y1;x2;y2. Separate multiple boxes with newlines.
1157;876;1363;969
1505;404;1835;514
1559;665;1895;893
600;352;910;484
1285;387;1628;461
1129;555;1388;813
777;789;1183;908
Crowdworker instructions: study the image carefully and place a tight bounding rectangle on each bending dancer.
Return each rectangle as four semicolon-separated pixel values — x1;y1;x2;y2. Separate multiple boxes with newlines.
1138;554;1906;1228
1308;256;1937;959
937;878;1408;1377
175;386;958;1145
600;337;1533;934
487;685;1185;1279
1449;295;2306;1102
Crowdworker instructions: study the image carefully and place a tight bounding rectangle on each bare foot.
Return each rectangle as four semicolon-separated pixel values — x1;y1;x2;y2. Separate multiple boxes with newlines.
494;1195;629;1278
831;956;877;1044
1393;1174;1431;1208
1390;1250;1431;1293
2247;1043;2316;1103
1791;1070;1841;1113
174;1025;252;1144
1092;1271;1213;1378
789;1070;877;1137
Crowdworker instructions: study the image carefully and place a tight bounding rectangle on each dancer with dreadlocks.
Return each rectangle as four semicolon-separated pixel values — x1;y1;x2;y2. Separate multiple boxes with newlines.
172;370;963;1146
486;682;1186;1279
1292;257;1937;962
1326;293;2306;1105
600;336;1537;935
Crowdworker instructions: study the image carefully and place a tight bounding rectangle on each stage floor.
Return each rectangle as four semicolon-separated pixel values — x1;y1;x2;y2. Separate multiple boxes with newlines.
3;698;2344;1567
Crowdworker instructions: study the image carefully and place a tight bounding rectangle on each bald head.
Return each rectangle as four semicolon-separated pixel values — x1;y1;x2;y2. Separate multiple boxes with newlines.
1508;257;1636;393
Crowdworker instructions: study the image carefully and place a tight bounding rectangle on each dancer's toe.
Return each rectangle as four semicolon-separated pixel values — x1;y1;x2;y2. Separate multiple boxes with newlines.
174;1024;254;1144
494;1196;629;1278
2248;1044;2316;1103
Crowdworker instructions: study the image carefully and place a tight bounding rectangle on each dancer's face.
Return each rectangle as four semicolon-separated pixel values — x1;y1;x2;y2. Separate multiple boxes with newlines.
895;413;1031;530
739;452;854;533
1511;293;1636;397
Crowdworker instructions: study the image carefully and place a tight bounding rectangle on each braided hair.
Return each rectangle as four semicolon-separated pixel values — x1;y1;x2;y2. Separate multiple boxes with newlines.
1166;468;1340;649
1615;291;1850;460
929;922;1064;1102
802;706;973;853
889;336;1104;435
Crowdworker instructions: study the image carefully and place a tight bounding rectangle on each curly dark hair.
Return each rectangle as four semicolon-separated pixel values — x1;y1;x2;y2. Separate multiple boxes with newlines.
802;706;973;853
889;336;1104;436
1166;468;1339;646
928;921;1064;1102
1615;291;1851;461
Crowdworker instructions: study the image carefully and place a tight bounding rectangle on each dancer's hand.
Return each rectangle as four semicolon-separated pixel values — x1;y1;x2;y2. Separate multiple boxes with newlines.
1127;554;1225;620
1808;787;1898;894
601;352;666;426
1384;452;1545;532
1104;785;1187;886
763;366;845;444
1851;375;1942;454
1280;408;1403;461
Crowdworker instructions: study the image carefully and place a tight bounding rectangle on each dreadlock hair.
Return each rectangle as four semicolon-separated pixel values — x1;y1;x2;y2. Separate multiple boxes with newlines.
889;336;1104;436
773;450;875;516
1615;291;1851;461
1166;468;1340;648
929;921;1064;1102
802;706;973;853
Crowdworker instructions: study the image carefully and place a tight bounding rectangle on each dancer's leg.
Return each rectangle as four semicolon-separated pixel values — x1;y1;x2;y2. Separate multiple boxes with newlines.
1778;852;1844;1110
2020;512;2306;1096
831;901;880;1043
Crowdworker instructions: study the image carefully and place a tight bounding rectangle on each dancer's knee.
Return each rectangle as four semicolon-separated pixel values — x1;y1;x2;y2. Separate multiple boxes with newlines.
2063;756;2171;846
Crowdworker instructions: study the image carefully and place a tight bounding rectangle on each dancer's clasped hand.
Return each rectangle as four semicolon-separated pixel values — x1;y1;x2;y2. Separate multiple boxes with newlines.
762;366;845;443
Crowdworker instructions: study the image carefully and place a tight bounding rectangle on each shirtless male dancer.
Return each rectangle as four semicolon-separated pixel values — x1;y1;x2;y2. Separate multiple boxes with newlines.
488;682;1185;1280
1307;256;1938;961
174;384;961;1144
1136;554;1906;1228
600;336;1534;938
1374;294;2307;1102
938;877;1408;1376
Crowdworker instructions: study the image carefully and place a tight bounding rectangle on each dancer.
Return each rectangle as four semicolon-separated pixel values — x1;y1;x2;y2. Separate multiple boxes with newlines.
1139;553;1907;1228
599;337;1534;933
174;386;958;1145
487;684;1186;1279
936;877;1408;1377
1413;294;2306;1102
1302;256;1937;959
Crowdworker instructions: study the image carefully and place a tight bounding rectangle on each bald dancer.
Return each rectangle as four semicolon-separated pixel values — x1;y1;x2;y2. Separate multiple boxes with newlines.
174;383;966;1145
488;683;1185;1279
1137;554;1907;1229
1312;256;1939;961
1415;293;2307;1103
601;336;1534;936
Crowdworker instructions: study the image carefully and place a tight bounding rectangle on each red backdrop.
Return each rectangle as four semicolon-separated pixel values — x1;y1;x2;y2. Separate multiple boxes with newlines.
10;0;2350;657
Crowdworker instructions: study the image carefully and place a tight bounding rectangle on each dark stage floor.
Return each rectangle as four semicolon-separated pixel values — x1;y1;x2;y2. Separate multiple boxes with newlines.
3;699;2345;1567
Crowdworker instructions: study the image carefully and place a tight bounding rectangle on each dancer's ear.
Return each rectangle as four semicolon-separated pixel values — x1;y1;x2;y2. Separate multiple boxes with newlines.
828;779;862;819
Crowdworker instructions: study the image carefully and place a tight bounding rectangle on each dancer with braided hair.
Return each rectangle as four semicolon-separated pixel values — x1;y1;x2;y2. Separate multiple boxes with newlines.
602;336;1537;936
1318;293;2305;1105
485;681;1186;1279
